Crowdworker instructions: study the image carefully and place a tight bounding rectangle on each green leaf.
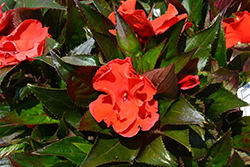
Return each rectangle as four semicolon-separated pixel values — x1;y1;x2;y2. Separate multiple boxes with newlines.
206;87;248;120
37;136;89;166
201;130;232;167
230;151;245;167
185;15;221;71
79;2;114;34
144;64;179;99
27;84;78;119
72;142;92;154
142;39;166;73
91;30;124;60
161;125;191;151
115;10;143;70
78;111;112;135
44;37;61;55
66;0;88;51
83;134;142;167
180;156;199;167
69;38;95;56
39;155;63;167
93;0;111;17
0;102;11;119
182;0;202;26
35;56;54;67
15;0;66;9
0;0;15;13
2;100;59;125
158;99;175;119
136;136;177;166
160;48;197;74
161;96;205;125
0;66;16;86
213;22;227;67
0;143;26;159
9;153;44;167
232;117;250;152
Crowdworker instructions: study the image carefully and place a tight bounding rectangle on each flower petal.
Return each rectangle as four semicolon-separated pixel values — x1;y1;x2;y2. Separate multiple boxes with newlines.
178;75;200;90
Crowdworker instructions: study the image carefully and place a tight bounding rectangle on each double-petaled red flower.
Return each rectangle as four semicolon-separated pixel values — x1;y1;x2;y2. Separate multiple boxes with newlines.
0;18;50;69
223;10;250;49
0;3;50;69
108;0;189;42
89;57;159;137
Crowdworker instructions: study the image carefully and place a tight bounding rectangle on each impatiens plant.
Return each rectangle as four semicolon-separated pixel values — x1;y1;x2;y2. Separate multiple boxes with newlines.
1;0;250;166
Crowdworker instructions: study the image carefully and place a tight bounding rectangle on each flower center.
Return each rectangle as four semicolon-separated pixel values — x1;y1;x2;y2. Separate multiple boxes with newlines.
122;91;128;101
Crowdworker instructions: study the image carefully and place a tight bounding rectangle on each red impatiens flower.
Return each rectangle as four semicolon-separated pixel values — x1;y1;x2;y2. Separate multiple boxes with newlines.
0;19;50;69
223;10;250;49
0;3;14;34
108;0;189;42
89;57;159;137
178;75;200;90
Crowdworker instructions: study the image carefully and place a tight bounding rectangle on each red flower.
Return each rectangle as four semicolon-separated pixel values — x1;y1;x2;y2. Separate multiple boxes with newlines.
89;57;159;137
0;3;14;34
0;19;50;69
178;75;200;90
108;0;189;42
223;10;250;49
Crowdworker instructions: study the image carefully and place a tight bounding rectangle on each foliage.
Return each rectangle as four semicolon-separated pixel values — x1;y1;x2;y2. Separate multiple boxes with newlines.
1;0;250;166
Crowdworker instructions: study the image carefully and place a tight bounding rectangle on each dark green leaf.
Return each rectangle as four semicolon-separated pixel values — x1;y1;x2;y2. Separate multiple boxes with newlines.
185;15;220;71
39;155;63;167
161;48;197;74
115;10;143;70
27;84;78;119
142;39;166;73
161;125;191;151
9;153;44;167
182;0;202;26
213;22;227;67
0;66;16;86
144;64;179;99
161;96;205;125
206;87;248;120
44;37;61;54
69;38;95;56
201;130;232;167
0;0;16;13
2;100;59;124
79;2;114;34
37;136;89;166
232;117;250;152
83;134;142;167
35;56;54;67
78;111;112;135
158;99;175;119
136;136;177;166
230;151;245;167
15;0;66;9
0;102;11;119
180;156;199;167
91;30;124;60
66;0;88;51
93;0;111;17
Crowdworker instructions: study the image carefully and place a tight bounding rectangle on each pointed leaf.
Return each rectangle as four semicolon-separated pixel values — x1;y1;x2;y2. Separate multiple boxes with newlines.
1;100;59;124
69;38;95;56
161;96;205;124
39;155;63;167
136;136;177;166
37;136;89;166
161;125;191;151
142;39;166;73
144;64;179;99
115;10;143;64
0;143;26;159
201;130;232;167
91;30;124;60
213;22;227;67
27;84;78;119
230;151;245;167
185;15;221;71
232;117;250;152
93;0;111;17
82;134;142;167
158;99;175;119
182;0;202;26
78;111;112;135
78;2;114;34
15;0;66;9
66;0;88;51
207;87;248;120
0;66;16;85
161;48;197;74
9;153;44;167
